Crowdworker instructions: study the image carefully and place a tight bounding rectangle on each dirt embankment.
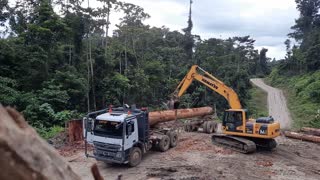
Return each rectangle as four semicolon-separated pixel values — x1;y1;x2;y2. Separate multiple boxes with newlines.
250;78;292;129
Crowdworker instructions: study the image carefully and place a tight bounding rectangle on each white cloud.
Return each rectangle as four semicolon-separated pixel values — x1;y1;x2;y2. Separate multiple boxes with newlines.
104;0;298;59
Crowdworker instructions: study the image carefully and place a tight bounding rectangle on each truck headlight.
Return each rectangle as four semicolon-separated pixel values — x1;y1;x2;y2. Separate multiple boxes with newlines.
116;152;122;158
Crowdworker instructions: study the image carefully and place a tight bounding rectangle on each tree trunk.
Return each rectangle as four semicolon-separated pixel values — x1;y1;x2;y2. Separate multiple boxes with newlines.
89;38;97;111
87;46;90;112
68;119;83;143
125;35;128;76
105;2;110;57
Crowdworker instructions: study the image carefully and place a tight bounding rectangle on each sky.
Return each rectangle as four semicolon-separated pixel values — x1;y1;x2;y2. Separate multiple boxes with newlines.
102;0;299;59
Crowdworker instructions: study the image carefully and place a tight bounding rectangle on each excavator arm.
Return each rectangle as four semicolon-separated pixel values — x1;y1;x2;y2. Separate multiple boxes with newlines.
173;65;242;109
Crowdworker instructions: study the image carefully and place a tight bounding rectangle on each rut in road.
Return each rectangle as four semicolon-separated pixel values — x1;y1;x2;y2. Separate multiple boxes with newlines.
250;78;292;129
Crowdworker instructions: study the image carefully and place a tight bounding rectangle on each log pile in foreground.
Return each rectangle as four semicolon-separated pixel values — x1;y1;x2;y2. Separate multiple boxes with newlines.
0;105;103;180
284;131;320;143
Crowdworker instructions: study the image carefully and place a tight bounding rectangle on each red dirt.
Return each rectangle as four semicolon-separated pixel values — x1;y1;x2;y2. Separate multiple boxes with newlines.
256;160;274;167
175;133;233;155
57;141;92;157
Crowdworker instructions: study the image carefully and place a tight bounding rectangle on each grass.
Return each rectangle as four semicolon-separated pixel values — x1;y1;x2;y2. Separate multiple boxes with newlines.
266;69;320;129
247;84;269;118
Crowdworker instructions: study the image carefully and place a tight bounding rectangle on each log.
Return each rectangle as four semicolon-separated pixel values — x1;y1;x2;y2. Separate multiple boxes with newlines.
284;131;320;143
0;105;81;180
149;107;213;126
301;127;320;136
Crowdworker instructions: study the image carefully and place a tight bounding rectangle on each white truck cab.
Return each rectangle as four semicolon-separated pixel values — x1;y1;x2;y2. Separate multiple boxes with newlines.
84;107;150;166
84;106;178;167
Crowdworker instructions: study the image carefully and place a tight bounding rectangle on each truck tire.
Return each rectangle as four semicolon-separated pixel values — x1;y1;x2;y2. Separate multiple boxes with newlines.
184;122;191;132
206;121;216;134
169;131;178;148
159;135;170;152
128;147;142;167
203;121;208;133
184;124;189;132
212;121;218;133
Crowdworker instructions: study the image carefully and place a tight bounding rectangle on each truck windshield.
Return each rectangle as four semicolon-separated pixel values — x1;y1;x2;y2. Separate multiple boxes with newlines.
94;120;123;138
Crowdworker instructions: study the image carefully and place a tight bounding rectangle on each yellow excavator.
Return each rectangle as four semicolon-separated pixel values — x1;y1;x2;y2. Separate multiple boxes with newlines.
171;65;280;153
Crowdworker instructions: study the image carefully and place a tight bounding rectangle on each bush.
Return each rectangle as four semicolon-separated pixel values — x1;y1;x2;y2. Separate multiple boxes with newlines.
36;125;64;139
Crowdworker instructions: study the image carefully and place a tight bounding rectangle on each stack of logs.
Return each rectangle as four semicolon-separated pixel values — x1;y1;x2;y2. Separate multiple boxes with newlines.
284;127;320;143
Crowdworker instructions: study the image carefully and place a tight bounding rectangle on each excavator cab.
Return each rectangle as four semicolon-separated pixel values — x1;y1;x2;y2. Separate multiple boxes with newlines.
223;110;245;133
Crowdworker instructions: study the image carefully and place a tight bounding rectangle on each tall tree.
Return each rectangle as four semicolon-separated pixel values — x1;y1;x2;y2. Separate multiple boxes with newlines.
182;0;194;65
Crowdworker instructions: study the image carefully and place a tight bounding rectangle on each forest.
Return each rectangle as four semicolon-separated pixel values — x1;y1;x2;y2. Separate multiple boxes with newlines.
2;0;317;137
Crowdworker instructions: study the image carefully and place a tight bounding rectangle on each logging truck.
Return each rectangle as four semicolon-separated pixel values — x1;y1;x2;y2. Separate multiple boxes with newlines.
83;106;213;166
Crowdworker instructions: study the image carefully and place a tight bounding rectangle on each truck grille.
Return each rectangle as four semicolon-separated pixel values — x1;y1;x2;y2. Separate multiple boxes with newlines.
93;141;121;152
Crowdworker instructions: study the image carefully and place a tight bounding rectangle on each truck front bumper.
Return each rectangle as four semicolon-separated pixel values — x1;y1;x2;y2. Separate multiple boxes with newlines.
87;154;127;164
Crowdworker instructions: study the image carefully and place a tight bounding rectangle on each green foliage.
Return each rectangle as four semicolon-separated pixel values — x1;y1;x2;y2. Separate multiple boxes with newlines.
1;0;267;132
36;125;64;140
38;82;70;111
0;76;20;105
281;0;320;73
247;85;268;118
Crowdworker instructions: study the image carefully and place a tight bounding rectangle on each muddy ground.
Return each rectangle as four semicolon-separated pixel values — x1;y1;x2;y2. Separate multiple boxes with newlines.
64;132;320;180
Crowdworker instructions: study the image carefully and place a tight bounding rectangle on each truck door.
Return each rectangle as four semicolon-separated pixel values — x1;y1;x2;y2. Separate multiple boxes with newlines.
83;117;94;144
124;119;139;150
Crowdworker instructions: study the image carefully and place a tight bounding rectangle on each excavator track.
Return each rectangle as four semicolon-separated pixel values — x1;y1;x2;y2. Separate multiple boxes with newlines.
211;134;256;154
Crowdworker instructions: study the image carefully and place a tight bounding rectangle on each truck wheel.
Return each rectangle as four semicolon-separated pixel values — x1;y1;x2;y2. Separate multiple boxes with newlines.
184;124;189;132
203;121;208;133
128;147;142;167
184;122;191;132
169;131;178;148
212;121;218;133
159;135;170;152
206;121;215;134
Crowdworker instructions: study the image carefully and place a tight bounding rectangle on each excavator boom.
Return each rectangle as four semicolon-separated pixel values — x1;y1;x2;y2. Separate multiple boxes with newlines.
174;65;242;109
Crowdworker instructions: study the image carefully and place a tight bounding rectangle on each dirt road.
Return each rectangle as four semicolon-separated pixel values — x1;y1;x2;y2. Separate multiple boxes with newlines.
250;78;292;129
67;132;320;180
